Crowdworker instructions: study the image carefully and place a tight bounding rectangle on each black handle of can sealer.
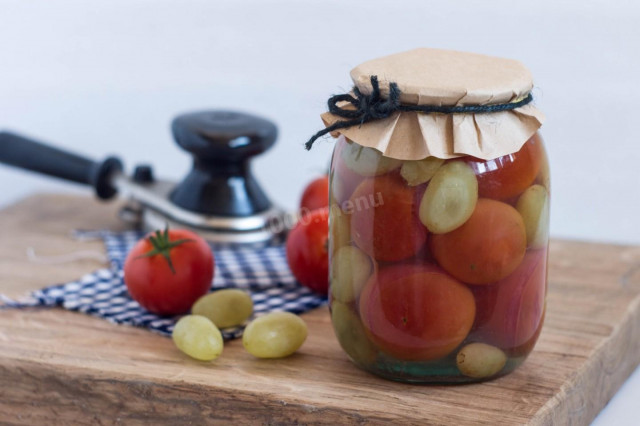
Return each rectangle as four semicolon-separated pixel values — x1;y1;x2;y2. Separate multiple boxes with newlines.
0;131;123;199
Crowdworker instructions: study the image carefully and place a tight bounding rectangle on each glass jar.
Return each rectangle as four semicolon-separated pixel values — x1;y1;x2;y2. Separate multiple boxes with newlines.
328;133;549;383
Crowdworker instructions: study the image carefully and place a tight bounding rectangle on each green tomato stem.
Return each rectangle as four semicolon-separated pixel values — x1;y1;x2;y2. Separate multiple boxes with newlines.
136;225;194;274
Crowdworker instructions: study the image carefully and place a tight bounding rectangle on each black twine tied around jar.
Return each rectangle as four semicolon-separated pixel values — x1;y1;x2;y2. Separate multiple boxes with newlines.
305;75;534;150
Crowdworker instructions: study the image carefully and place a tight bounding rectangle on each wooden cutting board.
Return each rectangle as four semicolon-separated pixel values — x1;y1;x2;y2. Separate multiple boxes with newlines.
1;194;639;425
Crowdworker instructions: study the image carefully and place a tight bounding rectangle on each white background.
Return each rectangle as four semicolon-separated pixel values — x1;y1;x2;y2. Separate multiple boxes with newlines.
0;1;639;423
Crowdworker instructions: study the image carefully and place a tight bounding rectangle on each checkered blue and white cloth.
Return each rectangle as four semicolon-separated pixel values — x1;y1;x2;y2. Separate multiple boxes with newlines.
0;230;327;340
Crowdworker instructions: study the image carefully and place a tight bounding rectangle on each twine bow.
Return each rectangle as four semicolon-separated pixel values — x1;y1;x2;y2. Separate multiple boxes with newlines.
305;75;533;150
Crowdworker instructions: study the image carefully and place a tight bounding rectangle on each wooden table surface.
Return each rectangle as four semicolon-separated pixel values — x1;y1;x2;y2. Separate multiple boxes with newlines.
1;194;640;425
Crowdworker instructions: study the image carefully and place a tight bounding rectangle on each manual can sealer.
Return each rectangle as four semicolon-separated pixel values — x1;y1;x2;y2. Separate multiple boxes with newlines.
0;110;288;244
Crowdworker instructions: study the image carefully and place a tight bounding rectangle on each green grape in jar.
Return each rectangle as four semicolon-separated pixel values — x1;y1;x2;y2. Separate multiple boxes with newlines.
456;343;507;378
341;140;401;177
331;301;377;365
329;205;352;255
516;184;550;249
192;289;254;329
243;312;308;358
419;161;478;234
172;315;224;361
330;245;373;303
536;148;551;190
400;157;445;186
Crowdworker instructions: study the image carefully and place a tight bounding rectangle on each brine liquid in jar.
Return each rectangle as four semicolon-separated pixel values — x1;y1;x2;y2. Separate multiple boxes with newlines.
328;134;549;383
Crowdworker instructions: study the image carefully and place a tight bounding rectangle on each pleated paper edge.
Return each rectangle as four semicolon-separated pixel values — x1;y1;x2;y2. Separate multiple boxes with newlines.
320;104;545;161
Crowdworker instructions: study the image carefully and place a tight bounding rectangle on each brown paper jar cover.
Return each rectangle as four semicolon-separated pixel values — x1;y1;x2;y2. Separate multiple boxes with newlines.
321;48;545;160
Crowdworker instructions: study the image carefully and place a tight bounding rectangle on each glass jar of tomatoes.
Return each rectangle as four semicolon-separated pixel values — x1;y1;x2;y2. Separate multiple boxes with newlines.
317;49;549;383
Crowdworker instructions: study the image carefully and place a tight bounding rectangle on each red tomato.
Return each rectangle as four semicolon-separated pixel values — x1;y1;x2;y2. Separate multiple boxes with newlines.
350;174;427;262
124;228;214;315
430;199;527;285
466;134;543;200
359;264;476;361
286;208;329;295
300;176;329;212
472;250;547;352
